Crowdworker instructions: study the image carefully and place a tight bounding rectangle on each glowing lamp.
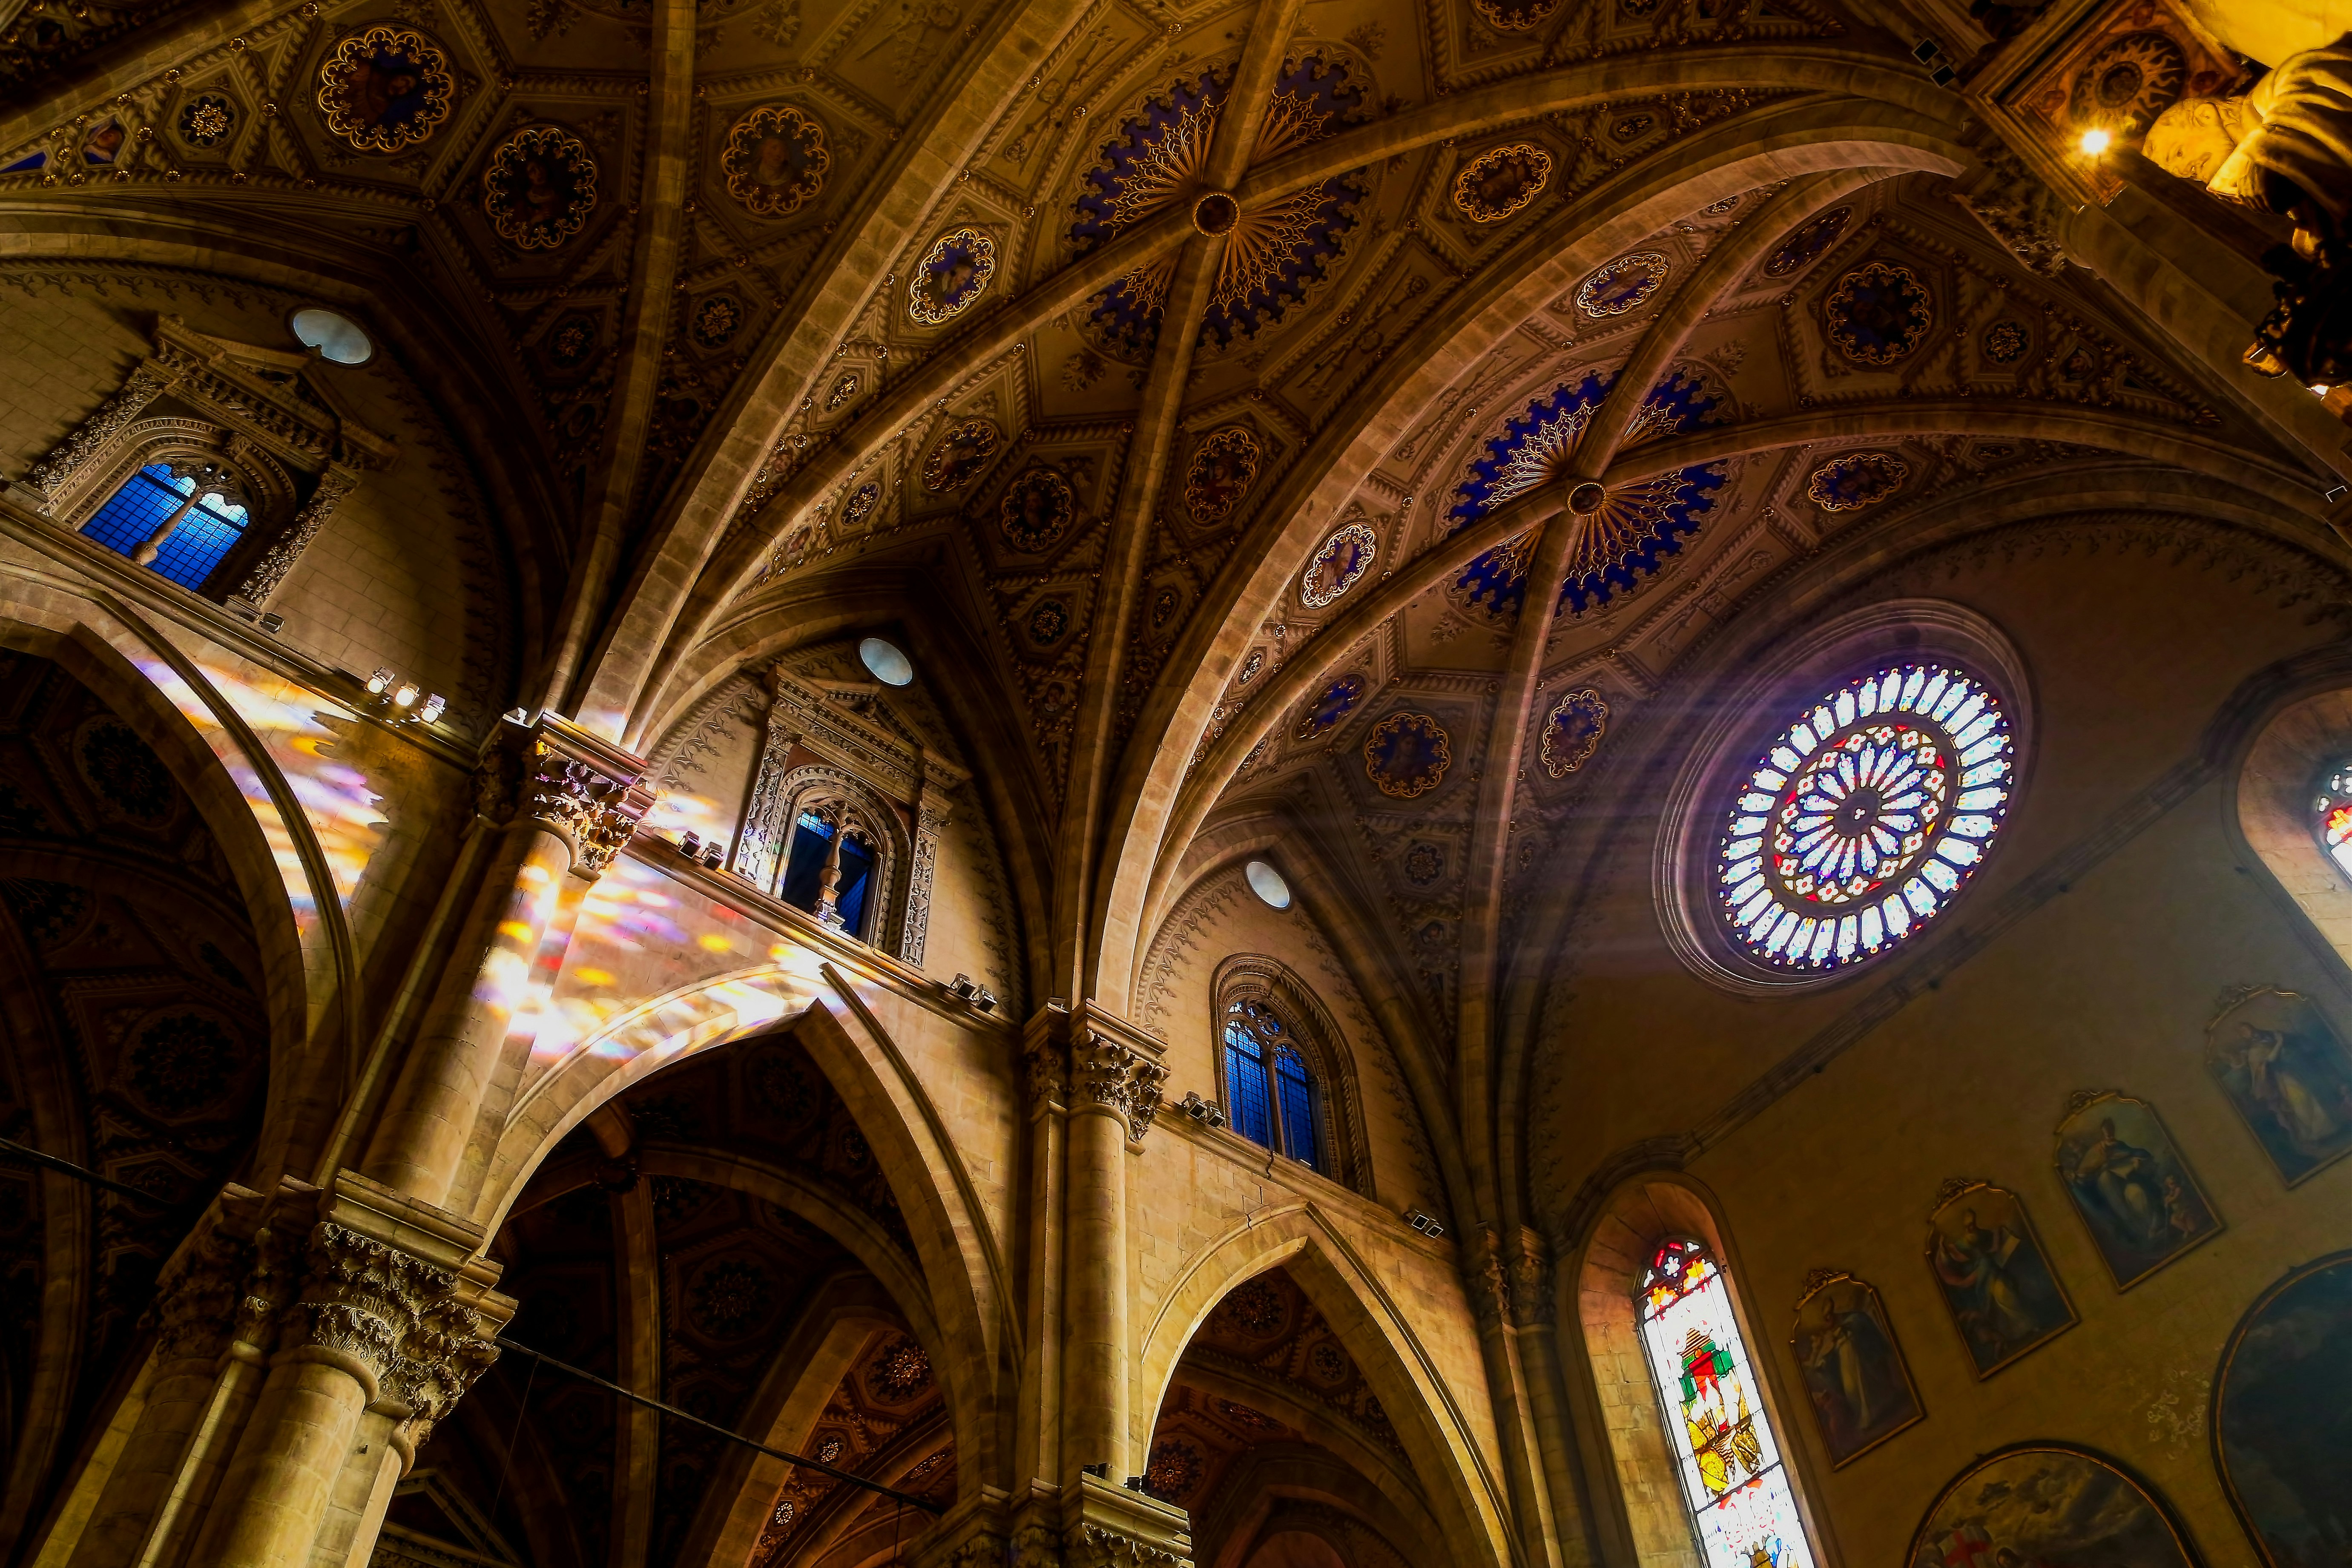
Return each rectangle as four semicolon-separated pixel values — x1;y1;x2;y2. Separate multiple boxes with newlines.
366;668;393;695
2078;128;2111;155
392;682;420;708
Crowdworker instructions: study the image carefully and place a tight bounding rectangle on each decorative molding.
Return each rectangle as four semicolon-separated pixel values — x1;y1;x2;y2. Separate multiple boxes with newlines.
234;465;362;603
22;362;171;505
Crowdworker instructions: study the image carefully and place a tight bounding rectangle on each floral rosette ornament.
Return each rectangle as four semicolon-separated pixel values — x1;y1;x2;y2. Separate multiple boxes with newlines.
317;26;454;154
482;126;598;250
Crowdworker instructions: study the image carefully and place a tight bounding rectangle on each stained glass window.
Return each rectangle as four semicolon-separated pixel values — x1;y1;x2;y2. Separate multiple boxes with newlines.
778;809;876;939
1221;999;1322;1170
81;463;253;592
1716;663;2013;971
1637;1239;1816;1568
2313;764;2352;879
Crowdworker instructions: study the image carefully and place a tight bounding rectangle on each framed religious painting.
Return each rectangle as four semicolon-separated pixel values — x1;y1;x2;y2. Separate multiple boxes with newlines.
2052;1090;2222;1289
1907;1443;2203;1568
1789;1268;1924;1467
1924;1179;2076;1378
2204;986;2352;1185
2213;1249;2352;1568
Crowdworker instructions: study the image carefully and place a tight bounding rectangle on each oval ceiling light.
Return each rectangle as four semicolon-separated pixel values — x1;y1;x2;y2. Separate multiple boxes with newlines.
1244;860;1291;909
290;307;373;365
859;637;914;686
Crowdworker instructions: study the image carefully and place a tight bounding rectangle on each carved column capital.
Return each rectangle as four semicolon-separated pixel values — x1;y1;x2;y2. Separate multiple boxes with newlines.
474;714;653;878
1468;1227;1513;1333
286;1221;502;1452
1071;1030;1169;1144
1510;1236;1556;1328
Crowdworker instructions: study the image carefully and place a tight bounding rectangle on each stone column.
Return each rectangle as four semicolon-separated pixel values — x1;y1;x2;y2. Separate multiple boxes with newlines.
190;1175;509;1568
1058;1007;1166;1489
363;714;650;1209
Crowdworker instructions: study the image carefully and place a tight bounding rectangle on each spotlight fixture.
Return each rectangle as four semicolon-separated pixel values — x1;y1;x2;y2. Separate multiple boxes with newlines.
1405;1208;1447;1239
942;974;998;1011
361;668;447;726
2078;127;2111;155
1178;1091;1227;1128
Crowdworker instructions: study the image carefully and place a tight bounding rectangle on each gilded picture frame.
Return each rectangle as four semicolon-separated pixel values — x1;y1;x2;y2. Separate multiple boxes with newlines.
2203;986;2352;1186
1924;1178;2076;1379
2051;1088;2222;1290
2211;1248;2352;1566
1788;1267;1924;1467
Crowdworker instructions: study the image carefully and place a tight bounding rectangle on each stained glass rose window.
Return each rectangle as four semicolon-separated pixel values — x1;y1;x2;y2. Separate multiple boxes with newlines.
1716;663;2013;971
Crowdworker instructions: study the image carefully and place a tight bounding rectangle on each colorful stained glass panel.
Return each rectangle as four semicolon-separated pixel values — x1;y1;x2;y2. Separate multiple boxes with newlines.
1637;1240;1818;1568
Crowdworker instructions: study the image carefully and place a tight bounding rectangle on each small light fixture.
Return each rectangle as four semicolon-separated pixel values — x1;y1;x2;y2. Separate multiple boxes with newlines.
1405;1207;1447;1239
2078;127;2112;155
417;693;446;724
1244;859;1291;909
859;636;914;686
1179;1091;1227;1128
367;668;392;695
361;667;444;725
391;681;420;709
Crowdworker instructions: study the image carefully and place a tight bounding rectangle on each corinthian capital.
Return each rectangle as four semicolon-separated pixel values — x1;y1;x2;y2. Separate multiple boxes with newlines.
1073;1031;1169;1143
475;713;653;877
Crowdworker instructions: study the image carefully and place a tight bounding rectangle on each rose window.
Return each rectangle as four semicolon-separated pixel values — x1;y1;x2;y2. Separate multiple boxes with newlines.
1716;663;2013;971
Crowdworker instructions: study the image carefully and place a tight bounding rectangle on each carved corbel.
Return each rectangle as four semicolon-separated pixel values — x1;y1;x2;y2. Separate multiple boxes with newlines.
474;714;653;878
1468;1227;1513;1333
1510;1235;1557;1328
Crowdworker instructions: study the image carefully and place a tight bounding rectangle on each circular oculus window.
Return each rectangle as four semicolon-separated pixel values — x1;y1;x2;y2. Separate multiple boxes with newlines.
1715;662;2013;971
858;637;914;686
1244;860;1292;909
290;307;373;365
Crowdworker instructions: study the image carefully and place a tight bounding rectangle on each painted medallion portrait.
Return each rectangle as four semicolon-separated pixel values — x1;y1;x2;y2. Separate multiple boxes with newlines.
920;417;999;493
999;467;1076;552
2204;986;2352;1184
1185;427;1261;524
1908;1445;2201;1568
482;127;597;250
1298;522;1375;609
1806;451;1907;513
1576;250;1669;318
2052;1090;2220;1289
723;103;830;218
908;227;996;325
1924;1179;2075;1377
1539;687;1608;778
2214;1250;2352;1568
1295;672;1364;740
1364;712;1452;800
316;26;454;155
1452;142;1553;224
1789;1269;1922;1467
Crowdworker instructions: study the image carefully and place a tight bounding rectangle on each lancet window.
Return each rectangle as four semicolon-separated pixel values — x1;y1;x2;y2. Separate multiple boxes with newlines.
1220;997;1326;1173
2314;763;2352;879
80;460;255;591
1635;1238;1816;1568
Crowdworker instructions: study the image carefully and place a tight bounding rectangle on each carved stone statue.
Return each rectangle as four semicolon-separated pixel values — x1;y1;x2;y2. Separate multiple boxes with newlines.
2145;37;2352;261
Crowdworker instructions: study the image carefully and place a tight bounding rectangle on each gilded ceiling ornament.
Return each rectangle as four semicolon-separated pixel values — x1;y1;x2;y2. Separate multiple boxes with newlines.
1472;0;1559;29
1824;261;1933;365
844;480;880;522
2069;30;2186;138
1981;319;2029;364
1453;142;1552;224
999;466;1076;551
1237;649;1265;685
1402;840;1444;885
1026;596;1072;647
317;26;454;154
1575;250;1669;317
690;294;743;350
722;103;829;218
825;371;859;409
1070;57;1367;362
543;312;600;370
1298;521;1376;608
1448;369;1727;620
1763;204;1849;278
1697;193;1741;216
178;95;235;149
481;126;597;250
1364;712;1452;800
1295;672;1364;739
1185;426;1261;522
1150;584;1183;628
907;226;996;325
920;417;999;492
1806;451;1909;512
1540;688;1609;777
1608;112;1656;143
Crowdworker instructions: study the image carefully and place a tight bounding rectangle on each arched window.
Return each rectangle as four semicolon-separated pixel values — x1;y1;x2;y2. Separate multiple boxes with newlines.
1636;1239;1816;1568
2313;762;2352;878
80;461;254;592
776;799;880;939
1221;997;1324;1172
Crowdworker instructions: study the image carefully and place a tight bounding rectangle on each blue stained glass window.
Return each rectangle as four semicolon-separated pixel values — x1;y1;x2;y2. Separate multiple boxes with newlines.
778;810;877;940
1222;999;1324;1170
1274;1046;1319;1172
80;464;252;592
1224;1018;1273;1147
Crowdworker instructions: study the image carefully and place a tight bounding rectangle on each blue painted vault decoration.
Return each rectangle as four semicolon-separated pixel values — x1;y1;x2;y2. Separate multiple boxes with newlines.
1069;56;1369;361
1445;369;1730;620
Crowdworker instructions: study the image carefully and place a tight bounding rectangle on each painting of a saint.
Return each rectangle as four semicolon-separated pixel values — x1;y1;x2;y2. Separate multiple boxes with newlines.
907;228;995;325
1789;1269;1922;1466
1924;1180;2075;1378
79;117;125;167
1908;1445;2201;1568
315;26;454;155
1185;428;1261;524
1452;142;1552;223
2052;1090;2220;1289
2205;986;2352;1184
722;104;830;218
2215;1251;2352;1568
482;127;597;251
